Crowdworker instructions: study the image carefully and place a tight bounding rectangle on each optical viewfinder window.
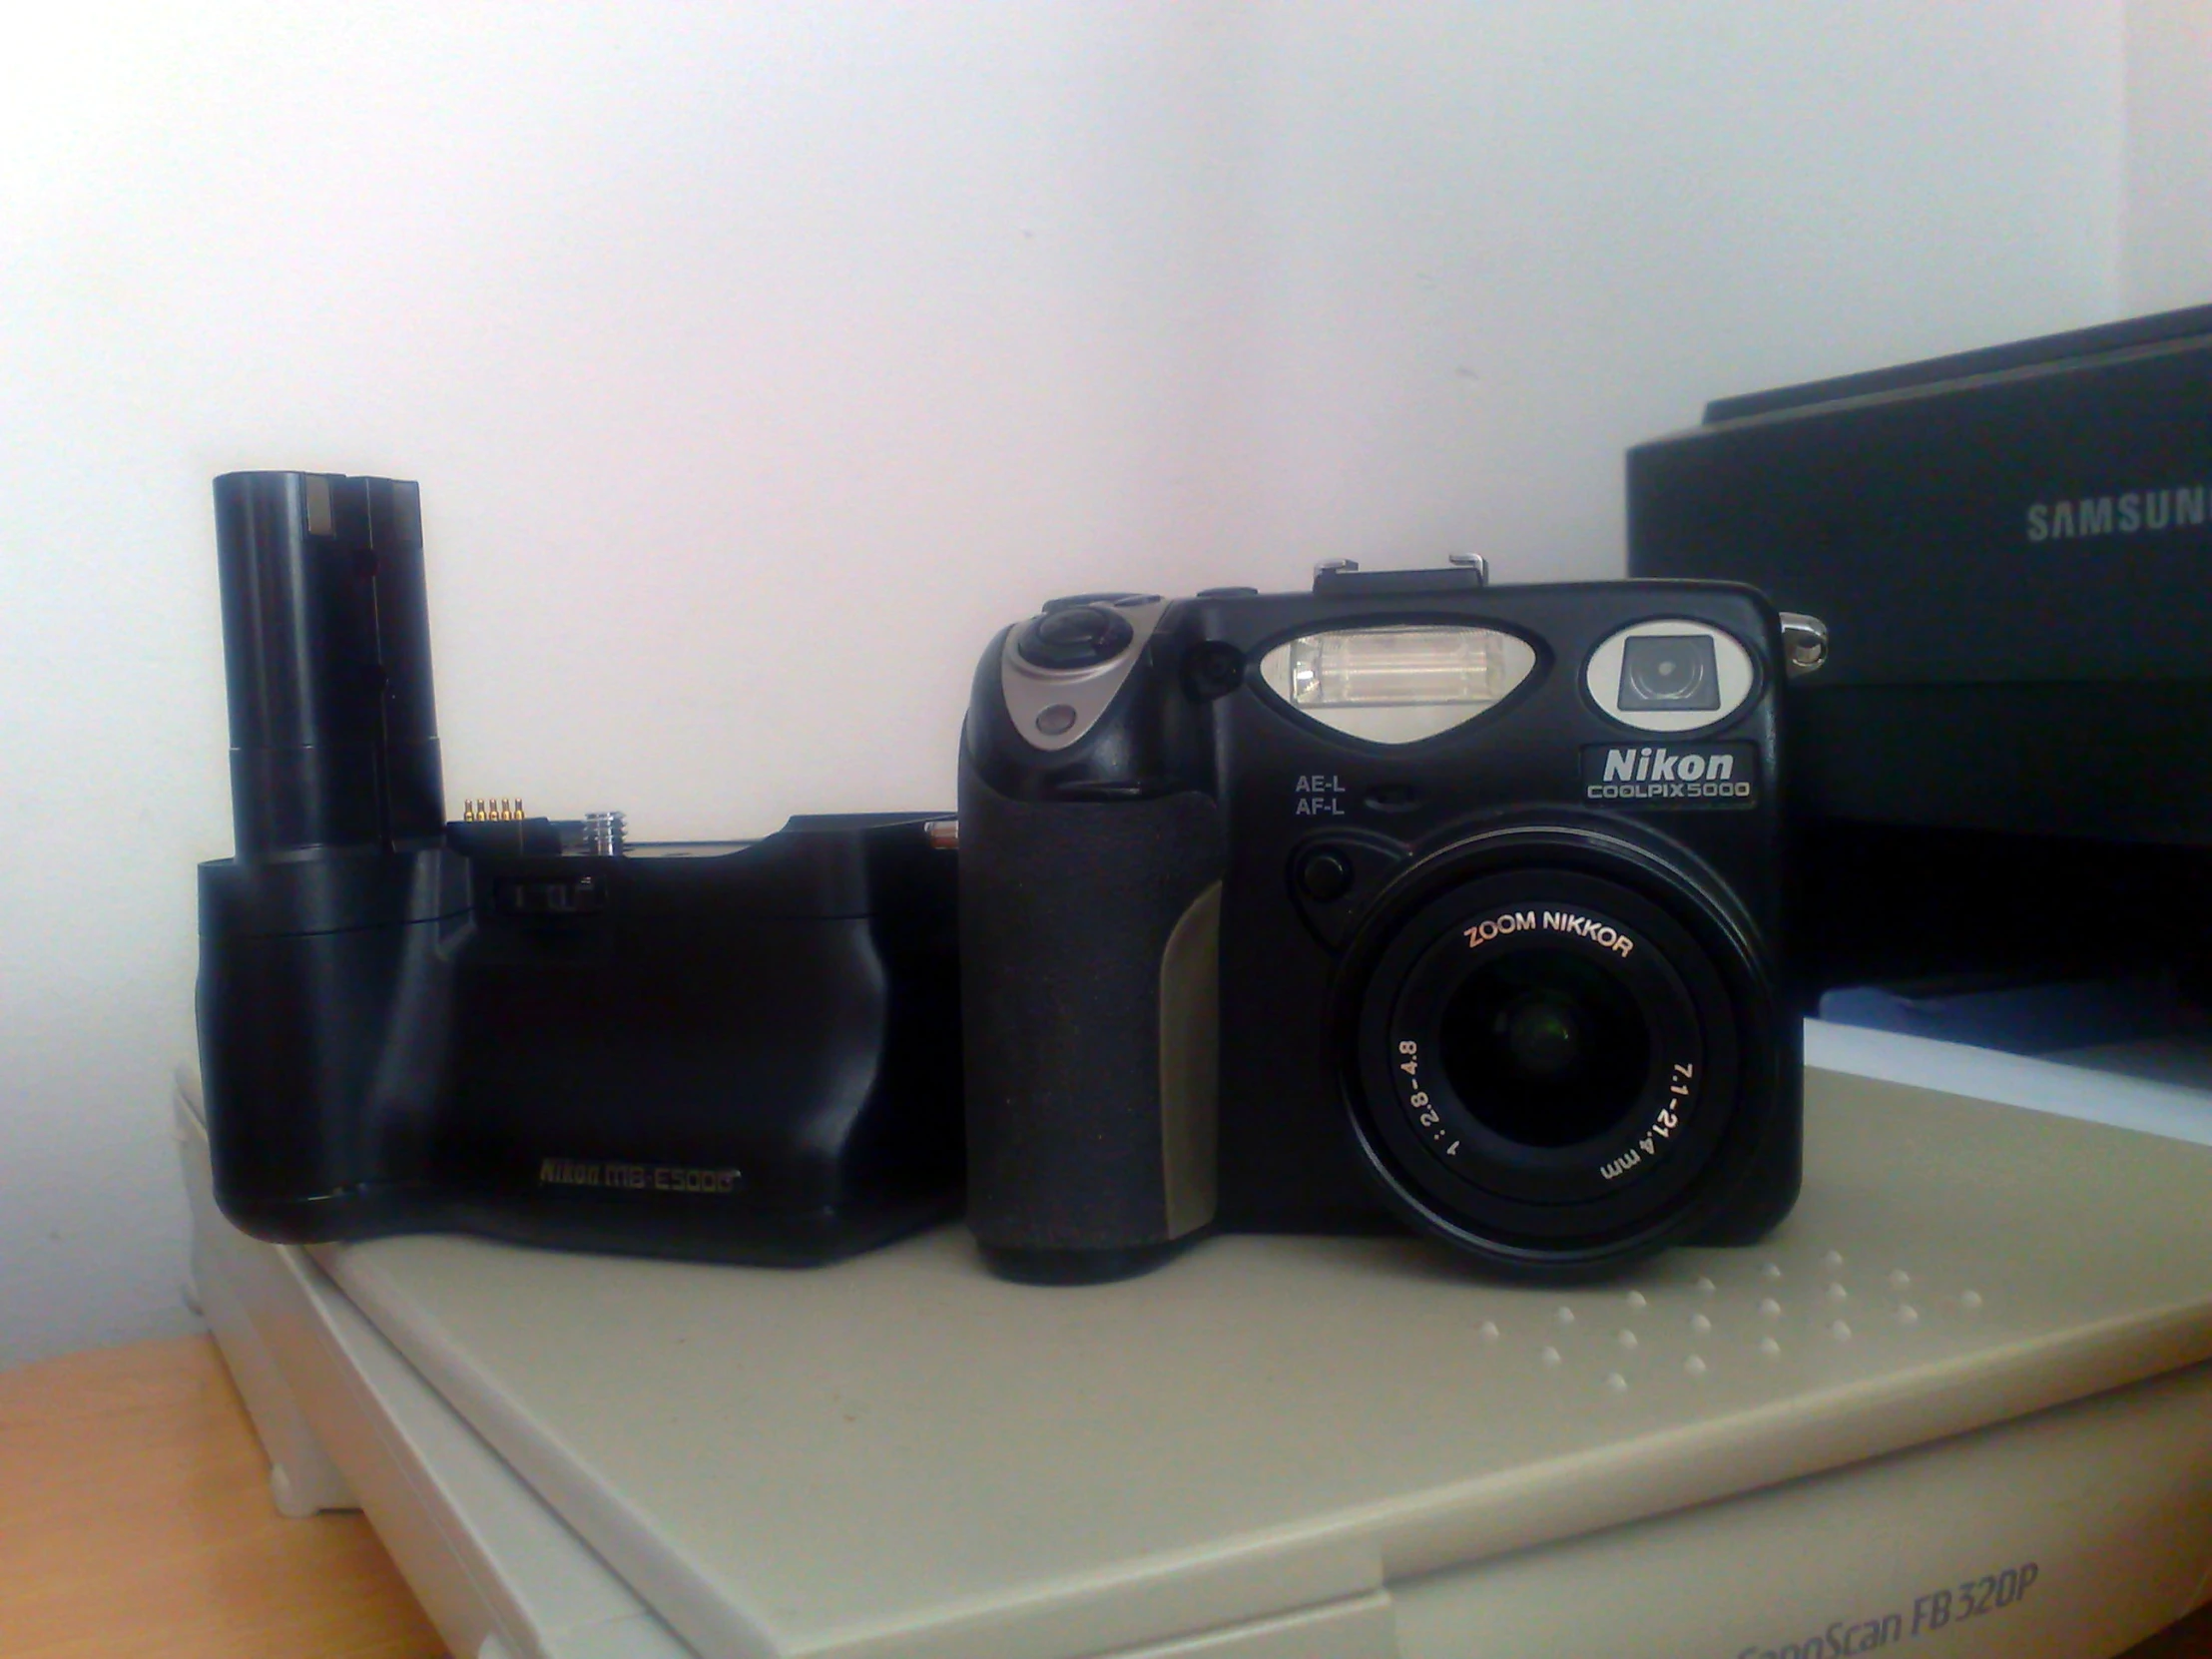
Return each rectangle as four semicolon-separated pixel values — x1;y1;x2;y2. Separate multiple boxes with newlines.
1616;634;1721;712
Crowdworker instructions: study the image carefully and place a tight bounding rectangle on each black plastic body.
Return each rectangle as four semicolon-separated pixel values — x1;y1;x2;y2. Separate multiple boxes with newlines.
1627;305;2212;995
215;470;444;856
200;472;962;1264
960;576;1800;1282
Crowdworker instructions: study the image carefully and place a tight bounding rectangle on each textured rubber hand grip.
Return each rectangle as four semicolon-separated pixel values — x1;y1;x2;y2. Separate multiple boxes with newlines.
959;760;1228;1255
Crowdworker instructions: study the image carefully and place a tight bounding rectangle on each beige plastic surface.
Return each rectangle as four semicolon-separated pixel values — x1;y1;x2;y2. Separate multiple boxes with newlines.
261;1067;2212;1659
176;1075;698;1659
1393;1361;2212;1659
182;1106;358;1516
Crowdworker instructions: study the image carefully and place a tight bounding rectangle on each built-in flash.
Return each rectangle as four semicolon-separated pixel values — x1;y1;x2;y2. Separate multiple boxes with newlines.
1259;626;1536;744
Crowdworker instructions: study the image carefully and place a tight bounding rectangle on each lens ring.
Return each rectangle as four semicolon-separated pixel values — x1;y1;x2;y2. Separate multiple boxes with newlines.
1335;830;1770;1268
1382;896;1706;1204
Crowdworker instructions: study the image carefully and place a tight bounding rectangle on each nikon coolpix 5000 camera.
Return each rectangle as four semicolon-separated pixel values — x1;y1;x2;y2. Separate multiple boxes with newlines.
959;562;1825;1283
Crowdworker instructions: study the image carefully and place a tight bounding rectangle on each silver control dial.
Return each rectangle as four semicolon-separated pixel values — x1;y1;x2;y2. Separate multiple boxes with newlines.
999;596;1169;753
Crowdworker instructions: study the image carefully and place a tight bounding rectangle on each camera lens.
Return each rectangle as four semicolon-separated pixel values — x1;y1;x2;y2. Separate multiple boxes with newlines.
1438;950;1649;1147
1340;829;1772;1273
1503;995;1577;1078
1617;634;1720;711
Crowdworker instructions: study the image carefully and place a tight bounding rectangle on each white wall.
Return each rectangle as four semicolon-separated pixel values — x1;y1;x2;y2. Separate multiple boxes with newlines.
0;2;2129;1367
2124;0;2212;311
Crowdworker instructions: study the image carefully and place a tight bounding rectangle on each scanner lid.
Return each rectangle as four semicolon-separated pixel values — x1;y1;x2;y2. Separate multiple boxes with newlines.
284;1055;2212;1659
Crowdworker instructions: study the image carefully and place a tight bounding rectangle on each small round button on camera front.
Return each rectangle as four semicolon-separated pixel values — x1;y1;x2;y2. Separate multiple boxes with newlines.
1034;704;1078;737
1182;640;1245;701
1296;848;1357;902
1016;605;1135;671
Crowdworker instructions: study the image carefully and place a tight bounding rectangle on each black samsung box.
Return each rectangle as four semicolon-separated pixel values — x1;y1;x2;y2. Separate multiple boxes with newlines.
1628;306;2212;994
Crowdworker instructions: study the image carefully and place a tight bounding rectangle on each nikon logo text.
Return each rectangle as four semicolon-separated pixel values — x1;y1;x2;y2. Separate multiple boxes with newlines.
1581;742;1757;808
2027;485;2209;542
1604;747;1732;784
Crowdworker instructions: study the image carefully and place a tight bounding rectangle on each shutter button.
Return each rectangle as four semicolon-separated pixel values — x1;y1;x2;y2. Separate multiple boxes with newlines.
1016;605;1135;671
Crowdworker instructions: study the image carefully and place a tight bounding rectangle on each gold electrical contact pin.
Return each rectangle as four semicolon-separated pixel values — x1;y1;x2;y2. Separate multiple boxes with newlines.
462;799;526;823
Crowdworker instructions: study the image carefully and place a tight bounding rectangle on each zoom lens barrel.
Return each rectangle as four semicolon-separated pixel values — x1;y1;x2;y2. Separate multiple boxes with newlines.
1341;827;1768;1271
